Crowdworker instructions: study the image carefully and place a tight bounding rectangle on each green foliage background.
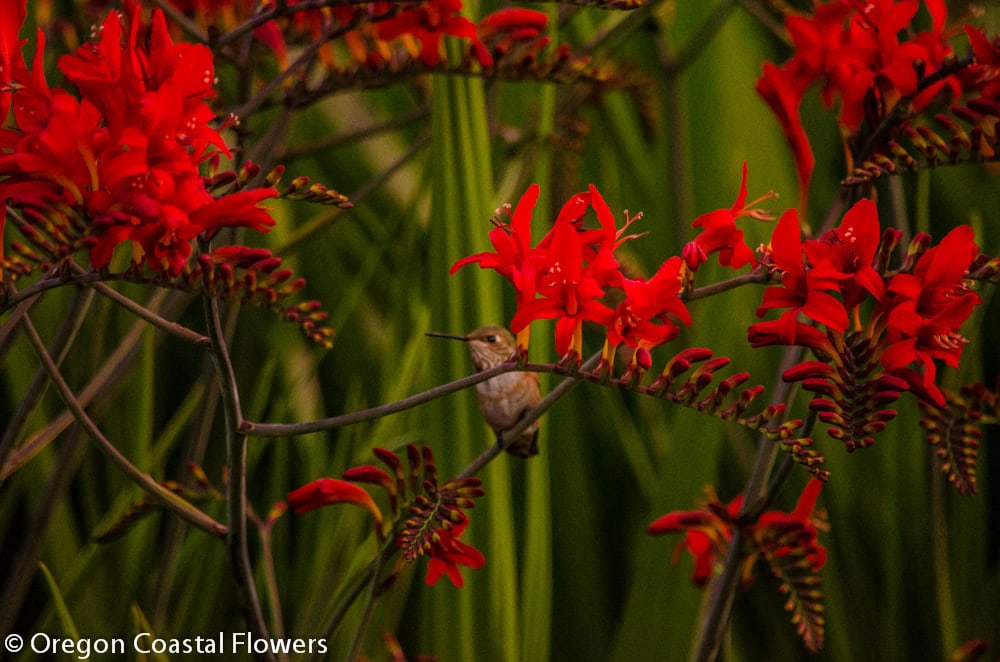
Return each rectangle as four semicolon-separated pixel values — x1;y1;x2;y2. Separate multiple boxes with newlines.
1;1;998;661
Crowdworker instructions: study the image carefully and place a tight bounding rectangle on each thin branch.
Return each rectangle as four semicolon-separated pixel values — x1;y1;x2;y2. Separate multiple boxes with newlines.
20;312;227;538
203;291;275;662
311;530;402;662
0;270;104;314
344;546;388;662
242;361;516;437
252;511;288;662
1;290;193;480
278;106;430;162
685;270;770;302
690;338;808;662
0;266;199;315
0;425;87;639
0;288;93;491
78;267;210;346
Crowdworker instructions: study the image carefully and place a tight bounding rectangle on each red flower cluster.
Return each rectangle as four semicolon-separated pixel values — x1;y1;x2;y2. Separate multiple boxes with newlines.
289;445;486;589
648;478;827;588
750;198;981;425
168;0;549;72
756;0;960;206
451;184;691;367
0;0;277;276
376;0;492;68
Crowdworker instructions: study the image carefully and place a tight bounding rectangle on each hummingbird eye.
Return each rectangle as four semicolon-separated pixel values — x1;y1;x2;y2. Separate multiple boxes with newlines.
486;335;497;343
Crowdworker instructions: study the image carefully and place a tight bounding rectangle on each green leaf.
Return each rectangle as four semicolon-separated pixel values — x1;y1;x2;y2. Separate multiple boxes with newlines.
38;562;80;641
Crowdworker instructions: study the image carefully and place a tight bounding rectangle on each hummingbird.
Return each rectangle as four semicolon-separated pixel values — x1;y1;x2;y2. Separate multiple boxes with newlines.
426;326;542;458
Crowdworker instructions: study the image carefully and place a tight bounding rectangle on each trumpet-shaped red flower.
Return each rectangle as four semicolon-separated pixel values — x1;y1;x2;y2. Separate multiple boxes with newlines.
756;63;815;211
647;487;743;587
747;319;836;357
422;512;486;587
964;25;1000;103
648;479;827;587
287;478;384;536
755;209;848;343
803;198;886;311
377;0;492;67
478;7;548;48
683;162;776;271
0;0;27;123
450;183;544;311
606;256;691;354
514;209;615;356
879;225;981;405
755;478;827;572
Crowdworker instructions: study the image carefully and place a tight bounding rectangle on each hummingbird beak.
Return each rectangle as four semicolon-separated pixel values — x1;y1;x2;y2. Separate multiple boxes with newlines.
425;331;469;342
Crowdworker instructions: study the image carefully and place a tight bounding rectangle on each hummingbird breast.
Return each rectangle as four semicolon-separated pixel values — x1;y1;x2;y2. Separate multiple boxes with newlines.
475;370;541;435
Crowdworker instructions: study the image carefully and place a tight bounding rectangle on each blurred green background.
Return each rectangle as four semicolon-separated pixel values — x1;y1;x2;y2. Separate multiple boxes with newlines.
1;1;997;660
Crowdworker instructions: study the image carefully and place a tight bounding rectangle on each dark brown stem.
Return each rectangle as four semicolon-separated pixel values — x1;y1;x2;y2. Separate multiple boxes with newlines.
203;293;274;662
77;266;210;346
690;343;806;662
241;361;518;436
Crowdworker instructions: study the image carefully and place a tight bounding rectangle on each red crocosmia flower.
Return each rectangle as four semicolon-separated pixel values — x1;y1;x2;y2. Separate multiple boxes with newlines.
606;256;691;359
964;25;1000;102
0;3;278;277
450;183;541;294
756;209;848;343
649;480;827;588
455;184;627;356
804;198;885;312
450;183;546;349
584;185;627;281
478;7;548;44
0;0;27;123
879;225;981;405
648;487;744;587
684;162;776;271
130;208;202;275
754;53;817;211
757;0;959;209
422;512;486;588
755;478;827;572
455;184;649;357
189;187;278;235
513;212;614;356
287;478;384;533
377;0;492;68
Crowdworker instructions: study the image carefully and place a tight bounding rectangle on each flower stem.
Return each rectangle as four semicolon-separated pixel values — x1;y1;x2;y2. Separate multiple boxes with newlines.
241;361;519;436
203;294;274;662
690;343;806;662
76;266;209;345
